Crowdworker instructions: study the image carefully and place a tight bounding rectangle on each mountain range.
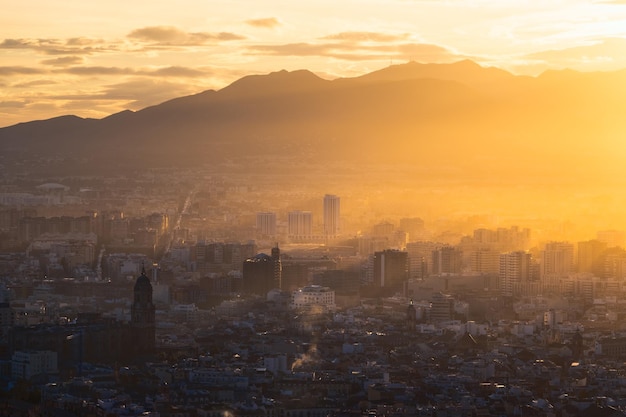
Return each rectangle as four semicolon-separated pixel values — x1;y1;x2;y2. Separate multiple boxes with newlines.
2;59;626;182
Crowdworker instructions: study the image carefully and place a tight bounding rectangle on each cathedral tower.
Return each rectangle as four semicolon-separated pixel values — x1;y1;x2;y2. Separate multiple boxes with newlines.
131;266;156;357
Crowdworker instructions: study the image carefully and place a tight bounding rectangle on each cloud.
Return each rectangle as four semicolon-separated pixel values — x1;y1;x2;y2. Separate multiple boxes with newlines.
57;65;209;78
148;66;207;77
0;100;30;109
0;66;46;75
0;37;116;55
322;32;411;42
61;66;131;76
12;79;58;88
128;26;245;46
245;17;281;28
524;37;626;69
41;56;84;67
247;41;461;62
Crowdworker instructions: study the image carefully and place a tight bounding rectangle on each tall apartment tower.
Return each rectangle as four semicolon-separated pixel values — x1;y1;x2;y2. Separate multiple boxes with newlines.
288;211;312;239
256;212;277;238
499;251;535;297
323;194;340;238
541;241;574;282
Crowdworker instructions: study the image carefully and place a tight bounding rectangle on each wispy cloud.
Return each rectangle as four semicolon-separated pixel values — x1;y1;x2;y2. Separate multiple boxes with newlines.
0;37;115;55
322;31;411;42
247;41;461;62
57;65;210;78
0;66;46;75
127;26;245;46
41;56;84;67
524;37;626;69
12;79;57;88
0;100;30;109
245;17;281;29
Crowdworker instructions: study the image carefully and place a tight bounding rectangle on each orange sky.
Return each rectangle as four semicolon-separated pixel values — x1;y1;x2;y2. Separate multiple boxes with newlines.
2;0;626;127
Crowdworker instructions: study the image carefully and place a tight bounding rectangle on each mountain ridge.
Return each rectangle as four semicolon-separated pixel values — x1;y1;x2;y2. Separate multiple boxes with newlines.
1;60;625;181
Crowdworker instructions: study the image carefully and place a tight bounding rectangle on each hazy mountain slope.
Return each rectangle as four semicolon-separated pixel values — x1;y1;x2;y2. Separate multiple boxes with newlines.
1;60;625;181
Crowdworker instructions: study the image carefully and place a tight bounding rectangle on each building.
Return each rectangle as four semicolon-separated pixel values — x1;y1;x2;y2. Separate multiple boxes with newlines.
578;239;607;274
290;285;336;311
243;253;279;295
468;248;500;275
541;241;574;283
12;350;58;380
432;246;463;275
131;266;156;357
256;212;277;238
373;250;408;293
271;245;282;290
597;229;625;249
499;251;537;296
288;211;312;240
323;194;340;238
430;292;454;323
406;241;440;279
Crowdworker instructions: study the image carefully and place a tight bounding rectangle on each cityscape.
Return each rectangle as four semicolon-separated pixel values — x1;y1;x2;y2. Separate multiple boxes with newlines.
4;1;626;416
0;159;625;416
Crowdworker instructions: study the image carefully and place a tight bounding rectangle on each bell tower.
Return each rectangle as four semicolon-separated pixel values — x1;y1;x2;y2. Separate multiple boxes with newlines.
131;265;156;357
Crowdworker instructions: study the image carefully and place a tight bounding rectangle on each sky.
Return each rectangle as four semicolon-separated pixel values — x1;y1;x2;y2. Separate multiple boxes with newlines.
2;0;626;127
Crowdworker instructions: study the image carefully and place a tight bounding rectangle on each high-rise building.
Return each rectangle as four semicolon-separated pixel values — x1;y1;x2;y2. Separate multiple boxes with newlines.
499;251;537;296
323;194;340;238
271;245;282;290
578;239;607;274
406;241;440;279
432;246;463;275
373;249;408;292
256;212;277;238
288;210;312;239
541;241;574;282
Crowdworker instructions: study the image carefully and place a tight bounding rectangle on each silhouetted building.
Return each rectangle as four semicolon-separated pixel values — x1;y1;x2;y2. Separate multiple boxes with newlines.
131;266;156;357
373;250;408;293
243;253;278;295
432;246;462;275
271;245;282;290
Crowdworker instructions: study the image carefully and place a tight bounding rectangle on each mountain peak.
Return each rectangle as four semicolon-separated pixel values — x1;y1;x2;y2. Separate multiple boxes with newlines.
220;69;327;97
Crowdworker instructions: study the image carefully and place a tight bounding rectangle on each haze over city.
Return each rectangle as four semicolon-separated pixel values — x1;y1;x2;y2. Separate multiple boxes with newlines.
3;1;626;416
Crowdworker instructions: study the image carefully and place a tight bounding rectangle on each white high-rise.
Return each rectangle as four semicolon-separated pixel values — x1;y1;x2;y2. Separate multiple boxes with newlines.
288;210;312;238
256;212;277;237
323;194;340;238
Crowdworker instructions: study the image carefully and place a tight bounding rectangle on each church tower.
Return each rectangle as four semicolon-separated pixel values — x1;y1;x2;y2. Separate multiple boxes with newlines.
131;265;156;357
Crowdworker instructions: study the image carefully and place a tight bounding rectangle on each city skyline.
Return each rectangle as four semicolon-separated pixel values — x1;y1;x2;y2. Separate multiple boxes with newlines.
3;1;626;126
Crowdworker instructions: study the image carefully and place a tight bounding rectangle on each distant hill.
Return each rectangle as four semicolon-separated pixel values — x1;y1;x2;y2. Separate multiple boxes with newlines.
2;60;626;181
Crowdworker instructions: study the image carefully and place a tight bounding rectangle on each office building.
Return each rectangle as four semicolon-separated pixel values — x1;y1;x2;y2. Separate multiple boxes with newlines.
373;249;408;292
323;194;340;238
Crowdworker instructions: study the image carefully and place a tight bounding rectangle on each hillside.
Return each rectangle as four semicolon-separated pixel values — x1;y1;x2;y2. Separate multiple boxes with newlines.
1;60;625;183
